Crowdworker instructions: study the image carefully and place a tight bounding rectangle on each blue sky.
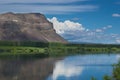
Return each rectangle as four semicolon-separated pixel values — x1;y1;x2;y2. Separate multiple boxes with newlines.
0;0;120;44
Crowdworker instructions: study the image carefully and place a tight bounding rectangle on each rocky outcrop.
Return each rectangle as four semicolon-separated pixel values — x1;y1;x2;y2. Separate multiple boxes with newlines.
0;12;67;43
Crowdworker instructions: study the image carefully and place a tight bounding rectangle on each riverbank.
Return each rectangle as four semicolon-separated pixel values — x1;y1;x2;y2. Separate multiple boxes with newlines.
0;41;120;58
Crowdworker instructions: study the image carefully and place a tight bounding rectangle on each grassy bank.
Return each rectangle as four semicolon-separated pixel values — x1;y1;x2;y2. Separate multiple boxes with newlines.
0;41;120;58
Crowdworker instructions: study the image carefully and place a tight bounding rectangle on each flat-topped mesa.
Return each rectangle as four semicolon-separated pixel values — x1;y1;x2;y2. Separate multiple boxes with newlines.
0;12;53;30
0;12;68;43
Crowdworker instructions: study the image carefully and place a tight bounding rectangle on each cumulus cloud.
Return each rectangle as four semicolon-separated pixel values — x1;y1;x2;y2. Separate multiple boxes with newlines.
48;17;120;44
48;17;85;34
112;13;120;17
52;18;120;44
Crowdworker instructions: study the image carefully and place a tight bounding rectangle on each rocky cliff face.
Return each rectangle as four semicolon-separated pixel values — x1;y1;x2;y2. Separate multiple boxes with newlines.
0;12;67;43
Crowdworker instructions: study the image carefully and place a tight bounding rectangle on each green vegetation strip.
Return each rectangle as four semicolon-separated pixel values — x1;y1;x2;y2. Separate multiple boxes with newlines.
0;46;46;54
0;41;120;57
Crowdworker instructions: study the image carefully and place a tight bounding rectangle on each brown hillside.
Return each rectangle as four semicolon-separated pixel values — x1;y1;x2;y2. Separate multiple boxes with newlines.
0;12;67;43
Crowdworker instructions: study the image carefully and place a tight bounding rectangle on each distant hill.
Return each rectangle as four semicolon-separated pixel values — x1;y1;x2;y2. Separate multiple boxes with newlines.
0;12;67;43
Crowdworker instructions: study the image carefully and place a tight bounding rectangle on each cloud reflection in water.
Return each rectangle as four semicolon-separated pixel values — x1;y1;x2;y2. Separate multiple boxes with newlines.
52;61;83;80
50;54;120;80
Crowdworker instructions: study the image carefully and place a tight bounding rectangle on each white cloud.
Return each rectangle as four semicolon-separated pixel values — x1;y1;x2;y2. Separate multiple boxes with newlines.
95;25;112;32
0;0;98;14
111;34;118;38
116;39;120;43
107;25;112;28
96;29;102;32
103;25;112;29
112;13;120;17
71;17;80;21
48;17;120;44
52;61;83;80
0;4;98;14
0;0;88;4
48;17;85;34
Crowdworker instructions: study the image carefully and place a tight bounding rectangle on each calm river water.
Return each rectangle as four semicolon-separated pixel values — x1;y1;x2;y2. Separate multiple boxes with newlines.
0;53;120;80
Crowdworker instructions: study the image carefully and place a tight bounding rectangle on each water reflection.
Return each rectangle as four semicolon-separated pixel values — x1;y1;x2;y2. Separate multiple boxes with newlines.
0;54;120;80
0;58;58;80
52;61;83;80
48;54;120;80
116;54;120;60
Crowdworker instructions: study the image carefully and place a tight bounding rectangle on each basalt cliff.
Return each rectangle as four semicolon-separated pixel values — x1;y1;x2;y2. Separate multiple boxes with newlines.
0;12;67;43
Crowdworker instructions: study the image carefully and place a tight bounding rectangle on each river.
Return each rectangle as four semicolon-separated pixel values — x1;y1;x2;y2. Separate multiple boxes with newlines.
0;53;120;80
